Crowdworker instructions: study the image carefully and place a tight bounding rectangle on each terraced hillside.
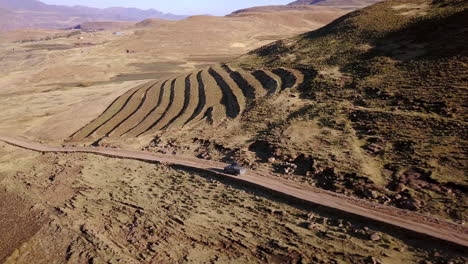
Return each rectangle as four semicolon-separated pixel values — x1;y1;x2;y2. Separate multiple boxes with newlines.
70;65;304;142
70;0;466;225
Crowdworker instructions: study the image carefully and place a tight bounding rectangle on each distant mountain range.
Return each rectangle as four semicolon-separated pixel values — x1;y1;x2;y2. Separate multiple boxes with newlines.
288;0;383;10
0;0;187;30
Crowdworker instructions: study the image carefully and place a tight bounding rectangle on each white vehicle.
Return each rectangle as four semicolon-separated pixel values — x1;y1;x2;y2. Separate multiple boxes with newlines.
223;162;247;176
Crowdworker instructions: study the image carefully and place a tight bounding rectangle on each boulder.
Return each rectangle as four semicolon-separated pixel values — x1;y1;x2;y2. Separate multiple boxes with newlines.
370;233;381;241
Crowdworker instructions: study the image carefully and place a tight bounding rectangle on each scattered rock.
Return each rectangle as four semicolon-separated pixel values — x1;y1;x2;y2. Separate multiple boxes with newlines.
366;143;384;155
307;222;319;230
365;256;379;264
370;233;381;241
281;162;298;175
394;196;421;211
268;157;276;163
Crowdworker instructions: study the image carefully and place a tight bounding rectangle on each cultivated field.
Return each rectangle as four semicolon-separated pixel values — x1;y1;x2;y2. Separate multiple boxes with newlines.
70;65;304;142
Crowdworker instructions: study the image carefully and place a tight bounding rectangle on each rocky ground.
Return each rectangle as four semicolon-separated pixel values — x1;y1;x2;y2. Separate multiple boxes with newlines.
0;143;466;263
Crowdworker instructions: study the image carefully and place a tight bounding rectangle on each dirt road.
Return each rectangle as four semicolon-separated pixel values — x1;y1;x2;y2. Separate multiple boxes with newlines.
0;134;467;248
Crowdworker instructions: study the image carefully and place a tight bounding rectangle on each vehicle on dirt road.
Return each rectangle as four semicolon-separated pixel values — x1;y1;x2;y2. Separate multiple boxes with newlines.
223;162;247;176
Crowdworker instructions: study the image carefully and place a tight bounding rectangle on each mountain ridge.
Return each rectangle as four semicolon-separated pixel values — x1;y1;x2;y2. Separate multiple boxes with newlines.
288;0;383;10
0;0;186;30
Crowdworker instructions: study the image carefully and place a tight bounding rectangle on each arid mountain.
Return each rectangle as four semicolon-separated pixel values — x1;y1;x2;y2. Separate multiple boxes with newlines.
0;0;48;10
288;0;383;10
0;0;186;30
0;8;23;31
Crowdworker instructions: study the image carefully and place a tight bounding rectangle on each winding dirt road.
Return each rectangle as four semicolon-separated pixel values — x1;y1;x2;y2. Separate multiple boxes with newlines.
0;134;467;248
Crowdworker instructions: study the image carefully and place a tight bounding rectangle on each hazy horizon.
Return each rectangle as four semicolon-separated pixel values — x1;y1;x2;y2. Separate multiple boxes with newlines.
41;0;293;16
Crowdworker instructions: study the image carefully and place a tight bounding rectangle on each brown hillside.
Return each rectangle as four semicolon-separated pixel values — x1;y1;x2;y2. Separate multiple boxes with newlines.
234;0;468;222
74;21;136;32
78;0;468;224
135;18;174;28
288;0;383;10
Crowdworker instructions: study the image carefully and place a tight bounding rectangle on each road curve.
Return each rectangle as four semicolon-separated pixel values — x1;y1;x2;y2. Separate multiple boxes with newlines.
0;134;467;248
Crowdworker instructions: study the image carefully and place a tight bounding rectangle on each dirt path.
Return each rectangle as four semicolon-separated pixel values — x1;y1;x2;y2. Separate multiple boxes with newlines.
0;134;467;248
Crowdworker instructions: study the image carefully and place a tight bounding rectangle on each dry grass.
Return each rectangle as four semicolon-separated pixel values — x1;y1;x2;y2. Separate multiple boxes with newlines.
71;83;145;141
79;0;468;224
